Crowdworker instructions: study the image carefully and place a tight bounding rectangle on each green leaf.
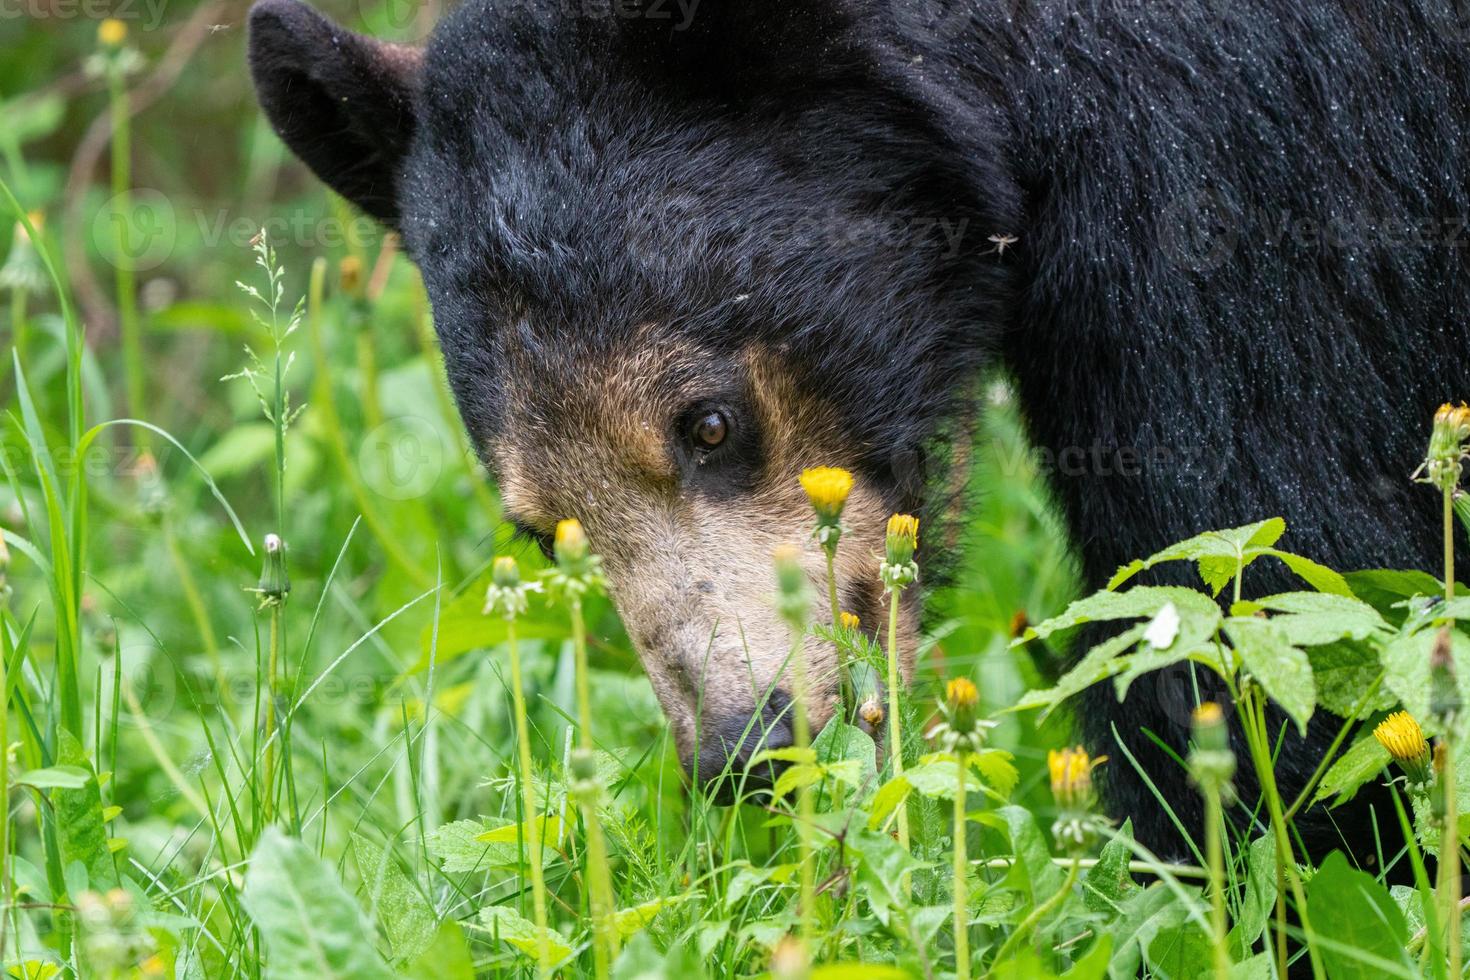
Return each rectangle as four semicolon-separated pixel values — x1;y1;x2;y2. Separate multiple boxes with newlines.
612;894;696;939
350;833;437;963
812;718;878;794
476;814;564;846
746;747;816;768
427;818;558;872
53;730;113;887
1014;624;1147;717
478;905;573;964
401;920;475;980
1082;820;1136;914
1018;587;1222;644
1104;884;1191;980
1227;836;1276;959
1224;619;1315;734
867;776;913;831
18;766;90;790
1306;851;1412;979
1308;642;1395;718
1383;628;1470;727
1312;734;1390;808
903;754;1003;803
243;828;395;979
997;805;1064;903
1234;592;1389;646
1146;921;1213;978
1256;549;1353;596
1105;519;1285;593
1344;569;1445;620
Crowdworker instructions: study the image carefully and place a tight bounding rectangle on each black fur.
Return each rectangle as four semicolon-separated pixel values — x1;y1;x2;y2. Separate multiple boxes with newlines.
249;0;1470;857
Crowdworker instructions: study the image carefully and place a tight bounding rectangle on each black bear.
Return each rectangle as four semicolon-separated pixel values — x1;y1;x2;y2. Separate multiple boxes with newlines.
248;0;1470;856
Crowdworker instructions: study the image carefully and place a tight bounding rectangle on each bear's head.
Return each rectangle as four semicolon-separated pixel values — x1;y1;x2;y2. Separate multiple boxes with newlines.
249;0;1019;797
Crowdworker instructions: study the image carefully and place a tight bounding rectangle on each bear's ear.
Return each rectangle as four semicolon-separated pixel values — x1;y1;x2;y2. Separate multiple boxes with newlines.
247;0;421;226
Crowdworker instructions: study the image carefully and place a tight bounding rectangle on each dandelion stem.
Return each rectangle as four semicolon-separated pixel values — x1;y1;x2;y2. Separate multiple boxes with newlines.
885;588;911;873
789;622;818;953
1443;483;1462;977
568;594;618;975
953;749;970;980
261;601;282;824
992;856;1079;966
507;618;552;977
1203;779;1229;980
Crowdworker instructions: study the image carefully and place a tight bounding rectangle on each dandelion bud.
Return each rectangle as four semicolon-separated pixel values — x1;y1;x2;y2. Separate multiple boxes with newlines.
799;466;853;544
0;213;46;297
1374;710;1432;786
839;611;860;631
1048;746;1102;811
492;555;520;589
256;533;290;604
884;514;919;565
773;544;810;627
338;256;363;297
1421;402;1470;491
1433;741;1451;820
554;518;589;566
1188;702;1236;800
1429;627;1461;730
98;18;127;48
945;676;979;733
484;555;533;619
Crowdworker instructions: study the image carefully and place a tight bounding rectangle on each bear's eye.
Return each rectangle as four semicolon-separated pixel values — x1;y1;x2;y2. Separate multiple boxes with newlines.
692;411;728;450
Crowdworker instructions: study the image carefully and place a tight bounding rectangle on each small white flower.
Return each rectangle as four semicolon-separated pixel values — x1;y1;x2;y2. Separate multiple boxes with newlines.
1143;601;1181;649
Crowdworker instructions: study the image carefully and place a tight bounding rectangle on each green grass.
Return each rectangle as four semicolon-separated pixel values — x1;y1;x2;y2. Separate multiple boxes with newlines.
3;11;1470;980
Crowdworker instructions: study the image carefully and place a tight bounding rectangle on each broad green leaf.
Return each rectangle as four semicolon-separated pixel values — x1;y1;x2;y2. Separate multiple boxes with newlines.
813;718;878;794
427;818;558;872
18;766;89;790
401;920;475;980
850;828;929;918
904;754;1004;803
1227;836;1276;959
1146;921;1212;978
1308;642;1394;718
867;776;913;831
997;805;1065;902
243;828;394;979
478;905;573;964
1344;569;1445;620
747;747;816;768
1383;628;1470;728
1111;642;1222;702
1234;592;1389;646
1313;734;1390;807
1105;519;1286;593
1105;884;1191;980
1306;851;1412;979
53;730;113;887
476;814;564;846
1224;619;1315;733
771;763;827;802
1256;549;1353;596
1082;820;1136;914
350;833;437;963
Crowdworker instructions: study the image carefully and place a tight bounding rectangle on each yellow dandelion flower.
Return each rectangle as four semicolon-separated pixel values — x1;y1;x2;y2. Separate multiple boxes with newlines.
946;676;978;711
98;18;128;47
799;466;853;522
839;611;860;631
1373;710;1433;789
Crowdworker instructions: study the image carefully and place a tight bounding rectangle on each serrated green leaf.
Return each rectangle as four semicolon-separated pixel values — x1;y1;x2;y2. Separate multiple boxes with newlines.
1308;642;1394;718
1257;549;1353;596
1225;619;1315;734
867;776;913;831
611;893;696;938
1313;734;1390;807
351;833;437;963
243;828;394;979
1146;921;1213;978
1236;592;1389;646
1105;884;1191;980
1019;587;1222;644
1105;519;1286;593
427;818;558;873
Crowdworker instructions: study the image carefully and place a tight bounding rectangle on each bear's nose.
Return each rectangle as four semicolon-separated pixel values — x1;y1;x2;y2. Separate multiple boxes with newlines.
687;692;794;804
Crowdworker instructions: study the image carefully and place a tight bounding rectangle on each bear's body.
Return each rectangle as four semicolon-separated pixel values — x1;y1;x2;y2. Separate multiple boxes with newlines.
249;0;1470;855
